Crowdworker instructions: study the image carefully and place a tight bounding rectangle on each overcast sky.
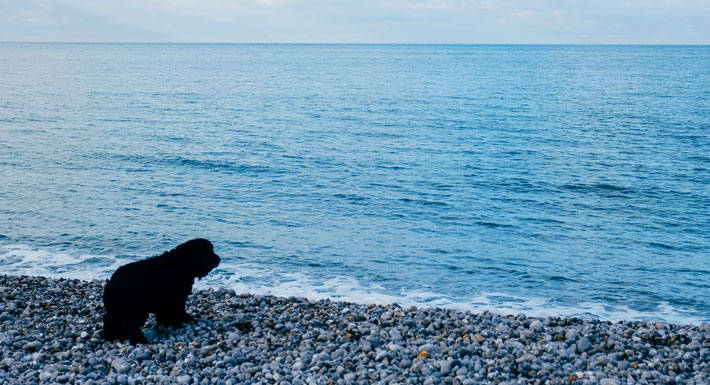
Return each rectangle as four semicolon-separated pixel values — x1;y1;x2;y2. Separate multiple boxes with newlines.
1;0;708;44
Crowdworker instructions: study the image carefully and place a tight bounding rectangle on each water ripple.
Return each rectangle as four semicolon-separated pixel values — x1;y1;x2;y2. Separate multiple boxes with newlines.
0;43;708;323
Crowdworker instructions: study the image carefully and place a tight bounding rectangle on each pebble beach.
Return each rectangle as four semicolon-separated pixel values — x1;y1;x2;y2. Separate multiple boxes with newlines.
0;274;708;385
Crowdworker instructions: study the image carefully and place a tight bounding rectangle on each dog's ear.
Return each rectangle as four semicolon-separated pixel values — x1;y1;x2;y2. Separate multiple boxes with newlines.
170;239;215;278
200;254;210;270
190;254;211;279
175;239;220;279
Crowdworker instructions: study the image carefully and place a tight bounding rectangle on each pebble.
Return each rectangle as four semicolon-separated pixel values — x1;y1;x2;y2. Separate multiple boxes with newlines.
0;312;13;322
22;341;41;351
439;359;452;375
529;319;544;332
565;328;579;341
0;274;708;385
577;337;592;352
111;358;129;373
39;371;53;381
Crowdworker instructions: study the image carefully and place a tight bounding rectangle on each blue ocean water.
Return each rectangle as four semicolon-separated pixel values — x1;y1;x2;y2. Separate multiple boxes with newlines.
1;43;708;323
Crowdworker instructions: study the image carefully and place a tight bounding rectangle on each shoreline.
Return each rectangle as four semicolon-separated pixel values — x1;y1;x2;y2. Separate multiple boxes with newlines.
0;274;708;384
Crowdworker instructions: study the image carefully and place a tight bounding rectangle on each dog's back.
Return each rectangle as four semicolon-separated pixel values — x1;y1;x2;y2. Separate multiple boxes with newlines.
104;257;160;313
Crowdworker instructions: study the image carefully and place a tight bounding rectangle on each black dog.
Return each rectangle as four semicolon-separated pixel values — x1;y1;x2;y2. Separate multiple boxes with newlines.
101;238;221;344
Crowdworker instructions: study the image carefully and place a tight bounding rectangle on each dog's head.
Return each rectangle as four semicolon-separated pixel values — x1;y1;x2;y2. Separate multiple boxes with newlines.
175;238;221;279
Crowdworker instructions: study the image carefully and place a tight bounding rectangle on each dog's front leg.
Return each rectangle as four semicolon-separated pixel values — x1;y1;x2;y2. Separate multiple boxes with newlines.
156;294;194;326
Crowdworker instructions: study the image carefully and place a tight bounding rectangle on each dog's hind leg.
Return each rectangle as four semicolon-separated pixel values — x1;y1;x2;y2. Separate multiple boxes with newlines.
102;311;149;344
101;313;118;341
129;311;150;344
127;326;148;344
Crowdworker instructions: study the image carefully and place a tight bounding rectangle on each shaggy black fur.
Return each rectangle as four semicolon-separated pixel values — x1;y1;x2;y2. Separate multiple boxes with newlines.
101;238;221;344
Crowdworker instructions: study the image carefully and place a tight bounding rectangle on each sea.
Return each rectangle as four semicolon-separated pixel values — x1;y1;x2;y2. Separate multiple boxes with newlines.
1;43;708;324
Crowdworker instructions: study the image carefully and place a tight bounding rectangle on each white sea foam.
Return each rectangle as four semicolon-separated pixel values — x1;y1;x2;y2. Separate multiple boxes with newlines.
2;244;706;325
198;263;708;325
0;244;120;281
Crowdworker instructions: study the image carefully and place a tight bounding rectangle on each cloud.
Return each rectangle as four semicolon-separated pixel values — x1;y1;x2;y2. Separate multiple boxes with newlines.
251;0;291;6
512;9;532;18
0;0;708;43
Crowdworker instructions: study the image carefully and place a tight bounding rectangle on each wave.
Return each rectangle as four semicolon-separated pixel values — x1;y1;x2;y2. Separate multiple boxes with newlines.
91;153;281;175
475;221;515;229
2;243;707;325
198;268;708;325
0;244;122;281
398;198;450;207
560;182;633;195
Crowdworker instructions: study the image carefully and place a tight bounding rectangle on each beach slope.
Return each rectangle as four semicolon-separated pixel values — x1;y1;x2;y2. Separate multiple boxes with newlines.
0;274;707;384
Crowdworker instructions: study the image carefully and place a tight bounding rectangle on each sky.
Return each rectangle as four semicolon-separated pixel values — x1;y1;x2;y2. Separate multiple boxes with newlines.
1;0;709;44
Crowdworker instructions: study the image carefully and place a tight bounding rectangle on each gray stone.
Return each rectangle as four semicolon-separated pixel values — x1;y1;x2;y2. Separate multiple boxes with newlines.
420;365;432;376
439;360;452;375
134;350;150;361
143;328;159;342
111;358;130;374
600;379;620;385
529;320;544;332
23;341;41;351
375;350;388;361
389;328;402;342
39;371;54;381
577;338;592;353
313;352;331;362
565;328;579;341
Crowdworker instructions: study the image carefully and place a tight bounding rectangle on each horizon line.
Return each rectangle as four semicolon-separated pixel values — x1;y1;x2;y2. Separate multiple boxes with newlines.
1;41;709;46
